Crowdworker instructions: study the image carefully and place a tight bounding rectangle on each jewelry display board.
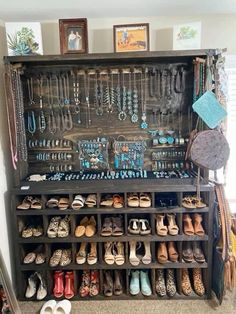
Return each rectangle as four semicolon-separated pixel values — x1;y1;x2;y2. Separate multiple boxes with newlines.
4;50;222;302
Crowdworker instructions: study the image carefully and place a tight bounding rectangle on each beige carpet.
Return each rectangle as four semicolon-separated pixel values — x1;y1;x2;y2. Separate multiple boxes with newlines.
19;291;236;314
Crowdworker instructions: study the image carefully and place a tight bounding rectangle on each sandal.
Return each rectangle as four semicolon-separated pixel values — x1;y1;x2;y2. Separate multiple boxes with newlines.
101;217;113;237
113;194;124;209
168;241;178;262
128;219;140;235
17;196;33;210
129;241;140;266
139;193;151;208
103;270;113;297
85;194;97;208
127;193;139;207
157;242;168;264
85;216;96;237
76;242;87;264
90;270;99;297
183;214;194;236
182;196;196;209
60;249;72;266
193;213;205;236
192;196;207;209
75;216;89;237
79;270;90;297
139;219;151;235
71;195;85;210
182;242;194;263
193;241;205;263
50;249;62;267
167;213;179;235
87;242;97;265
113;242;125;265
142;241;152;264
32;226;43;237
58;215;70;238
104;242;115;265
181;268;192;296
155;214;168;236
46;197;59;209
58;198;70;210
112;216;124;236
23;252;36;264
31;197;42;210
100;194;113;207
47;216;61;238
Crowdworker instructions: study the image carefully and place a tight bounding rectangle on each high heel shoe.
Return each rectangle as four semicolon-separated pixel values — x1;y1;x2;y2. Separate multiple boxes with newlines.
129;241;140;266
193;213;205;236
166;269;176;297
76;242;87;264
103;270;113;297
183;214;194;236
155;214;168;236
87;242;97;265
53;271;64;298
193;268;205;296
90;270;99;297
157;242;168;264
64;271;75;299
181;268;192;296
168;241;178;262
104;242;115;265
113;242;125;265
142;241;152;264
167;213;179;235
79;270;90;297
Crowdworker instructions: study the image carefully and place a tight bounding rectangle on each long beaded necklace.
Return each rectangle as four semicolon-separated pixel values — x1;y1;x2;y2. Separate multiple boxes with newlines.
37;75;46;133
119;70;127;121
109;71;115;114
116;71;122;117
127;71;133;119
84;71;91;127
47;75;57;134
140;68;148;129
55;75;65;132
73;72;81;124
131;69;139;123
63;73;73;130
27;78;36;134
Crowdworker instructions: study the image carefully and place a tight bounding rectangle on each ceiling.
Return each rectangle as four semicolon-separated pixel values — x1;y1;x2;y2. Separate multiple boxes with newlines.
0;0;236;21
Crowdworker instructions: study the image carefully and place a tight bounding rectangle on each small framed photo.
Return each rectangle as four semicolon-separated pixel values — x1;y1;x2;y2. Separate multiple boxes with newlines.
113;23;149;53
173;22;201;50
59;18;88;54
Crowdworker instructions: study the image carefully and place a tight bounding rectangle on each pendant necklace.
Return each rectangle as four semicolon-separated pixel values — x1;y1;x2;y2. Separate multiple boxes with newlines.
47;75;57;134
95;71;103;116
73;72;81;124
84;71;91;127
37;75;46;133
109;71;115;113
118;70;127;121
63;73;73;130
116;71;122;118
140;68;148;129
27;77;36;135
131;69;139;123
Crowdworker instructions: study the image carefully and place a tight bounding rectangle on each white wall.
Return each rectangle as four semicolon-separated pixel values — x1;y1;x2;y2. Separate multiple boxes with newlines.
40;14;236;54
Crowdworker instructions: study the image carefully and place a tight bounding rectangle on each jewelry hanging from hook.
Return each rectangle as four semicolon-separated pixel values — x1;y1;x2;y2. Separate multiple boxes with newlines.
84;70;91;127
47;75;57;134
73;71;81;124
63;72;73;131
131;68;139;123
37;75;46;133
140;68;148;129
118;69;127;121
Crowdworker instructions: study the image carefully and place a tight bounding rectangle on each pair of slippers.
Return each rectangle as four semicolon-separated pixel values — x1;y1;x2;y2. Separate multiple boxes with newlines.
40;299;71;314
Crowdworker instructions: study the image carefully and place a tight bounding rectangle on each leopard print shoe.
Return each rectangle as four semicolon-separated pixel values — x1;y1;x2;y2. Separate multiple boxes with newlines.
181;268;192;296
166;269;176;297
156;269;166;297
193;268;205;296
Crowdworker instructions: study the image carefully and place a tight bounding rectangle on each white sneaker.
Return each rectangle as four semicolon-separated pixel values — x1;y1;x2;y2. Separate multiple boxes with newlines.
25;273;37;298
40;300;57;314
53;299;71;314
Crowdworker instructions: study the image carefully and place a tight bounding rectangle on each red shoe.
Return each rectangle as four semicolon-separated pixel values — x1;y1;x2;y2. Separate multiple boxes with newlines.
90;270;99;297
53;271;64;298
79;270;90;297
65;271;75;299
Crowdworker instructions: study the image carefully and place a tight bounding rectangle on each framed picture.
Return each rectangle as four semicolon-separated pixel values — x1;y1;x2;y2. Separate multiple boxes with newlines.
113;23;149;53
5;22;43;56
173;22;201;50
59;18;88;54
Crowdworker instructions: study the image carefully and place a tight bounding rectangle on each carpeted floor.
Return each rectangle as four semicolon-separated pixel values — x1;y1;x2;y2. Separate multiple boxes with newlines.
19;291;236;314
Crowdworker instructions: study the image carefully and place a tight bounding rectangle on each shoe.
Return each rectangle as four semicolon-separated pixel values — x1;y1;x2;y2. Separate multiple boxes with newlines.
40;299;56;314
85;194;97;208
36;272;47;300
113;242;125;265
156;269;166;297
58;215;70;238
64;271;75;299
142;241;152;264
79;270;90;297
76;242;87;264
50;249;63;267
128;219;140;235
127;193;139;207
139;219;151;235
25;272;37;298
181;268;192;296
157;242;168;264
85;216;96;237
35;253;46;265
130;270;140;295
129;241;140;266
23;252;36;264
193;214;205;236
193;268;205;296
183;214;194;236
114;270;123;296
47;216;61;238
193;241;205;263
182;242;194;263
101;217;112;237
139;193;151;208
112;216;124;236
103;270;113;297
104;242;115;265
53;271;64;298
166;269;176;297
53;299;72;314
60;249;72;267
140;270;152;296
58;198;70;210
90;270;99;297
167;213;179;235
87;242;97;265
168;242;178;262
155;214;168;236
75;216;89;237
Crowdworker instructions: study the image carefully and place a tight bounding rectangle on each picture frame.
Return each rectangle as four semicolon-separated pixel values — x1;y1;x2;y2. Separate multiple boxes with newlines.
113;23;149;53
59;18;88;55
173;21;201;50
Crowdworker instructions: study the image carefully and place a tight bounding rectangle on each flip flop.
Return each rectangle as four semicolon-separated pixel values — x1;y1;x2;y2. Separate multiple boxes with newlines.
72;195;85;210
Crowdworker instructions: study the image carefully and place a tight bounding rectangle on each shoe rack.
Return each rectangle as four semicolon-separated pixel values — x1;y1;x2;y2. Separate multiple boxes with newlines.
4;50;221;301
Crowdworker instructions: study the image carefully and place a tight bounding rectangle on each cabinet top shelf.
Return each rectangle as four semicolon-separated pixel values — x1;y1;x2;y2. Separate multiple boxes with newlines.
4;49;225;65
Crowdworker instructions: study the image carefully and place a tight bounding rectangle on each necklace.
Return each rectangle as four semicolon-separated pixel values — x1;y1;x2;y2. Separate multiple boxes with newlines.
94;71;103;116
27;77;35;105
84;71;91;127
116;71;122;118
109;71;115;113
73;72;81;124
27;77;36;134
140;68;148;129
63;73;73;131
119;70;127;121
37;76;46;133
47;76;57;134
55;75;65;132
131;69;139;123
